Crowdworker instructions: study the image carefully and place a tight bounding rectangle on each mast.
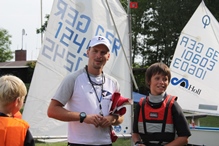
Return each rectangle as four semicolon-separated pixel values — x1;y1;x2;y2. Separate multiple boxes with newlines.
40;0;43;44
127;1;134;146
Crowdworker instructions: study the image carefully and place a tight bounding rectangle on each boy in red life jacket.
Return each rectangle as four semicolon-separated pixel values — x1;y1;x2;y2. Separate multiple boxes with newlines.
0;75;35;146
132;62;191;146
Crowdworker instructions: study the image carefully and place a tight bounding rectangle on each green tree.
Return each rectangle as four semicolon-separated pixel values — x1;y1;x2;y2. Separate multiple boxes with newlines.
0;28;13;62
26;61;36;83
131;0;219;68
130;0;202;67
36;14;49;34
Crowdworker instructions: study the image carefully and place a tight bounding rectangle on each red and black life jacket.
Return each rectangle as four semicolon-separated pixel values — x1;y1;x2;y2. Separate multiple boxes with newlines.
138;94;177;145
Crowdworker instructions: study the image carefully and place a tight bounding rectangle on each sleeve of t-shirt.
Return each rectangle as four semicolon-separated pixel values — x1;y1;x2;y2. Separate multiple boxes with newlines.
53;72;77;105
172;101;191;137
24;129;35;146
133;102;141;133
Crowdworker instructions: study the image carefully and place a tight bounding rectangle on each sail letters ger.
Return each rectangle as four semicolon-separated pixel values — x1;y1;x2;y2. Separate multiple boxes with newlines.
22;0;131;140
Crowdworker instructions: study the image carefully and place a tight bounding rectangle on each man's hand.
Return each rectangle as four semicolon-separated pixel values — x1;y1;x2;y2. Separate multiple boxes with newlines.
83;114;103;127
99;115;117;127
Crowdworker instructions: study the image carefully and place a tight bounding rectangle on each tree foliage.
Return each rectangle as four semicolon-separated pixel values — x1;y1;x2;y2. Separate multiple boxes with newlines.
36;14;50;34
131;0;219;67
131;0;201;67
26;61;37;83
0;28;13;62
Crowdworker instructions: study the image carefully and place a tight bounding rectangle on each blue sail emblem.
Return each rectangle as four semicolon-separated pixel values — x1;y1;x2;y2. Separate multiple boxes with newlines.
171;77;189;88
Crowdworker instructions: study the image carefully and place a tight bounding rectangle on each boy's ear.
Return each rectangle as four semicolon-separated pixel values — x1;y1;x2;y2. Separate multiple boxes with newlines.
17;97;21;102
15;97;22;105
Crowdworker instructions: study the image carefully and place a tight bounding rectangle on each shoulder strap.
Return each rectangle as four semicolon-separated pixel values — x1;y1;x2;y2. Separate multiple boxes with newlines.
161;95;174;132
158;95;174;145
141;96;147;133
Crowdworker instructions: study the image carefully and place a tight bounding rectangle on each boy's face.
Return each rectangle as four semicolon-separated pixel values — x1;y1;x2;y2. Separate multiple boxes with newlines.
149;73;169;95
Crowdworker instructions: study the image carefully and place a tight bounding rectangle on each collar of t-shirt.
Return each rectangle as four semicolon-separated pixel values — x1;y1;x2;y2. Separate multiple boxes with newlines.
0;112;8;117
149;92;166;103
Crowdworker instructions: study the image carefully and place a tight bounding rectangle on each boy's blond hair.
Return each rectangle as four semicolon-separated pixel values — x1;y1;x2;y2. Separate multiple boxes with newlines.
0;75;27;105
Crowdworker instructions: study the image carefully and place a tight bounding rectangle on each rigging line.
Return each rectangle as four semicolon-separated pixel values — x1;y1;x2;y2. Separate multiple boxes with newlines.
105;0;139;91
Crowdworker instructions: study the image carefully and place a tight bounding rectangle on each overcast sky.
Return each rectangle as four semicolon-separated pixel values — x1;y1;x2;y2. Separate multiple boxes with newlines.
0;0;54;61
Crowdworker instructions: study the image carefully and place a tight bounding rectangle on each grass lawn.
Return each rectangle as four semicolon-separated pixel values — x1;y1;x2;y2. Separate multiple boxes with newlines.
35;138;131;146
35;115;219;146
199;115;219;127
36;141;67;146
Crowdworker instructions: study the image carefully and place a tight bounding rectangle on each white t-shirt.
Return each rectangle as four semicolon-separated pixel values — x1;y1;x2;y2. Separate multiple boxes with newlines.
53;67;120;144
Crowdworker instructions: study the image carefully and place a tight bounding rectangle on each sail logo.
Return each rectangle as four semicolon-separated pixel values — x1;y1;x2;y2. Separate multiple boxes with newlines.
170;77;202;95
202;15;210;28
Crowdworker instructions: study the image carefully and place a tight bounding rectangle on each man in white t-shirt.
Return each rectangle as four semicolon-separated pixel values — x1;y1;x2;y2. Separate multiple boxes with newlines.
47;36;124;146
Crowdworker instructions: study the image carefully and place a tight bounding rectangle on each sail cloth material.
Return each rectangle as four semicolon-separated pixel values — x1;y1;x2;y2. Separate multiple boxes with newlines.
22;0;131;139
167;1;219;115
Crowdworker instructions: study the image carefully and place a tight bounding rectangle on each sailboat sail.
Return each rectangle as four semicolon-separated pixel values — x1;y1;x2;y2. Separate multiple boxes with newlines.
23;0;132;139
167;1;219;116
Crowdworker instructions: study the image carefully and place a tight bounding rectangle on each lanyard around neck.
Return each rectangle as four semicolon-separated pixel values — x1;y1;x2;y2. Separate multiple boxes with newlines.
85;66;104;115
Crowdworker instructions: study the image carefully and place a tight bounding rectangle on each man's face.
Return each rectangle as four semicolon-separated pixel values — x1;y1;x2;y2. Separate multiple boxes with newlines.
87;44;110;70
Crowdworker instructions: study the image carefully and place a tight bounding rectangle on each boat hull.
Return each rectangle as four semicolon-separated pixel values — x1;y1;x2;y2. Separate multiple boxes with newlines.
188;126;219;146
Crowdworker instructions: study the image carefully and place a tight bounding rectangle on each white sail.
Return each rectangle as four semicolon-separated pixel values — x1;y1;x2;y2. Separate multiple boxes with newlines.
167;1;219;116
22;0;132;139
167;2;219;145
